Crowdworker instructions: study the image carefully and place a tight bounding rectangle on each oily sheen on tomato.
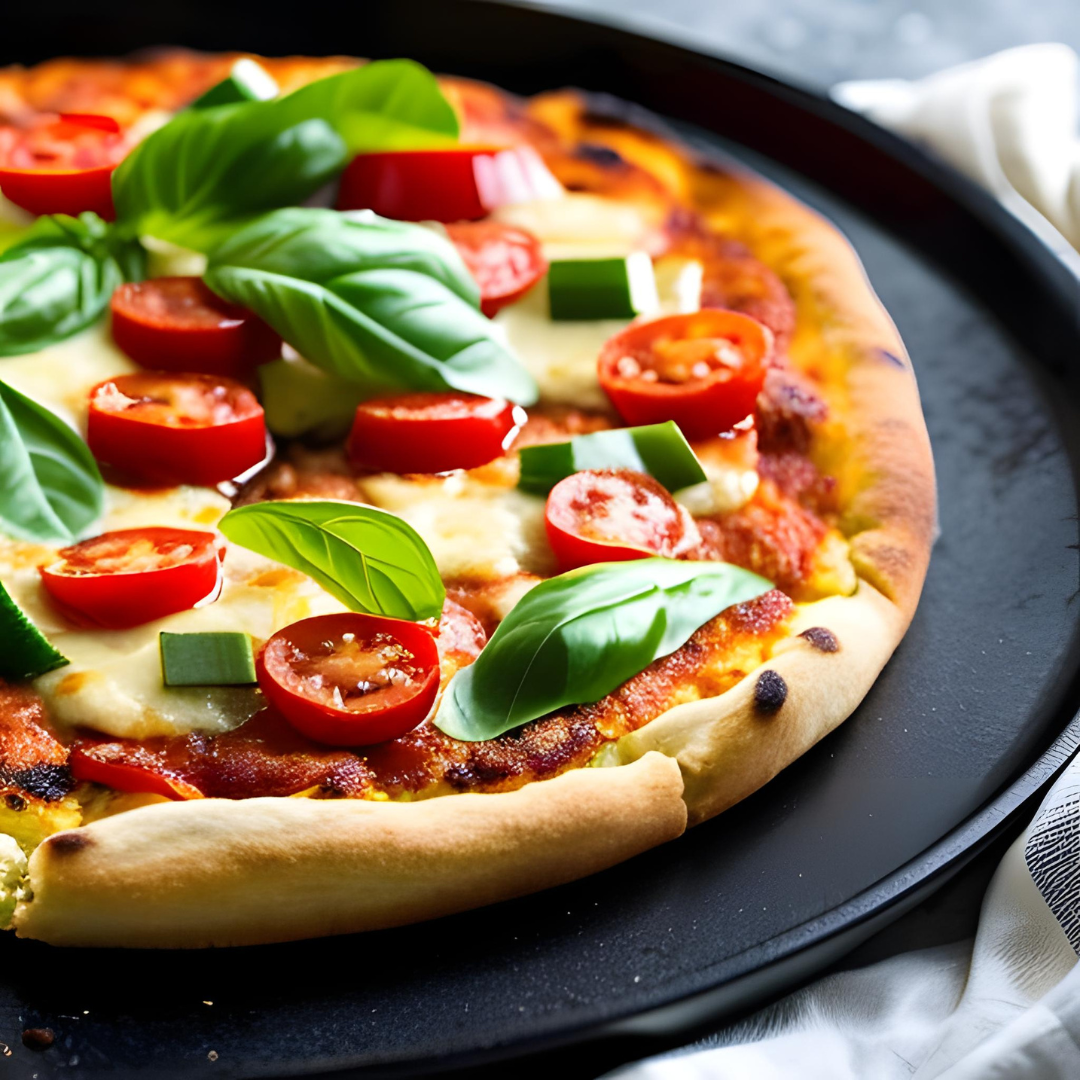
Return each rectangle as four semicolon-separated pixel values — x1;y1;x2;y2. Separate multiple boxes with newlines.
111;277;282;378
87;372;267;486
598;310;774;440
257;613;440;747
39;527;223;629
544;468;701;571
337;145;560;222
348;391;519;474
445;221;547;317
0;113;125;218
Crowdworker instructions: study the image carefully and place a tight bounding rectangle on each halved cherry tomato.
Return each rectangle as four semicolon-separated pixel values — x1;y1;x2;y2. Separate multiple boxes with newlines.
545;468;701;571
0;113;125;218
337;144;561;222
348;391;520;474
40;527;223;629
597;310;774;440
87;372;267;486
69;741;205;800
445;221;547;317
257;613;440;747
111;277;282;378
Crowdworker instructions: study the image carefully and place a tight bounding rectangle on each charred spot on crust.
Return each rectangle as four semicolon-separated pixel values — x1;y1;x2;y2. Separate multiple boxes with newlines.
576;142;625;166
47;831;90;856
6;764;74;803
800;627;839;653
4;793;26;811
754;670;788;714
22;1028;55;1051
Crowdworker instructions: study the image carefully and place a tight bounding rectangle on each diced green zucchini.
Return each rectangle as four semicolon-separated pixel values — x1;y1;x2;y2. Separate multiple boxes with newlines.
547;252;658;320
191;59;279;109
160;632;257;687
259;354;366;440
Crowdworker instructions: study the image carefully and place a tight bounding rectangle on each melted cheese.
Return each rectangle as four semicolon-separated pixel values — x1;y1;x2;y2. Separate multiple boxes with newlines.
358;472;555;580
0;484;347;740
0;323;138;430
0;190;788;747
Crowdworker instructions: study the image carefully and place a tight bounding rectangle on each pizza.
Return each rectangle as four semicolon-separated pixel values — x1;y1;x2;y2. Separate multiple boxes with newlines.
0;51;935;947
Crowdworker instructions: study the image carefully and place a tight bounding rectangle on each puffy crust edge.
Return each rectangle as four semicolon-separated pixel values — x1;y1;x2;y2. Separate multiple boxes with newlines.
13;751;686;948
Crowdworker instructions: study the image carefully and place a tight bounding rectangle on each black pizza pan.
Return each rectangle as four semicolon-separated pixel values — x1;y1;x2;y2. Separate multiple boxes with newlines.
2;2;1080;1077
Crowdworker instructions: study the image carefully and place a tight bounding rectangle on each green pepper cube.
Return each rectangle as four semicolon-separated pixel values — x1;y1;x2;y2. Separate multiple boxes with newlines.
160;632;257;687
191;59;279;109
547;252;659;321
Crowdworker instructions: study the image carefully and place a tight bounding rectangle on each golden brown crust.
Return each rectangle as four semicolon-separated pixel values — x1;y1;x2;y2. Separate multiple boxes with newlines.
0;56;935;946
13;752;686;948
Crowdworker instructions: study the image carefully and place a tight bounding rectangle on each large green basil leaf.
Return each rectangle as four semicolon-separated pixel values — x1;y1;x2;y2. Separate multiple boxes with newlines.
205;211;538;405
113;60;459;251
517;421;707;495
205;208;478;304
0;213;144;356
218;499;445;621
435;559;773;741
0;379;104;543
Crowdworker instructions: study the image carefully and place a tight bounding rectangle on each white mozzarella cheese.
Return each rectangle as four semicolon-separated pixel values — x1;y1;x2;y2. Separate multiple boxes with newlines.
0;485;345;740
0;323;137;430
358;472;555;580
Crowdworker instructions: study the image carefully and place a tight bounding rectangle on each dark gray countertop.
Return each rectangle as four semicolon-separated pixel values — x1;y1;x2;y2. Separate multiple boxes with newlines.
541;0;1080;86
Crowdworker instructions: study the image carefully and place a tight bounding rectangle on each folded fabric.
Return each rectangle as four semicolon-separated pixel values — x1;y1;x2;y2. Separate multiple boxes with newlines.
834;44;1080;270
606;45;1080;1080
608;766;1080;1079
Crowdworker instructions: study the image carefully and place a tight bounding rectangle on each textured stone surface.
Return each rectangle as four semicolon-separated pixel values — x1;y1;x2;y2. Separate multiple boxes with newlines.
543;0;1080;86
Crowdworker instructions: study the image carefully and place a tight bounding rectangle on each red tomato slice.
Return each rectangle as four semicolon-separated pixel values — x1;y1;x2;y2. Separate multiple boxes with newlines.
257;613;441;747
337;144;561;222
69;741;205;800
87;372;267;486
545;469;701;571
0;113;125;218
445;221;547;317
597;310;774;440
40;527;223;629
348;391;521;474
111;277;282;378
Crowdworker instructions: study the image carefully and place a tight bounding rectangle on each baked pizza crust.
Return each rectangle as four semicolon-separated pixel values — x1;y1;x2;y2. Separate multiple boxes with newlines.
3;60;935;947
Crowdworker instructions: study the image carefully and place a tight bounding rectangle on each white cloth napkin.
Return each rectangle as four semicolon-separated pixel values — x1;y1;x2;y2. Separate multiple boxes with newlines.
605;45;1080;1080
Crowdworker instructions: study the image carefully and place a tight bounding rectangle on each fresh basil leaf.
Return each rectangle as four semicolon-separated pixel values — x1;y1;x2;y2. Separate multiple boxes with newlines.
0;581;67;680
0;379;104;542
0;213;144;356
206;208;478;304
205;210;538;405
517;421;707;495
218;499;445;621
435;558;773;741
113;59;458;251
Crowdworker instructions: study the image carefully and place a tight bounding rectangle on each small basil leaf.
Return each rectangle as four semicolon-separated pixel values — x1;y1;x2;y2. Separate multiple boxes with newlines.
205;211;537;405
0;379;104;542
218;499;445;621
518;421;707;495
114;59;458;251
0;581;68;680
0;213;143;356
435;558;773;741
